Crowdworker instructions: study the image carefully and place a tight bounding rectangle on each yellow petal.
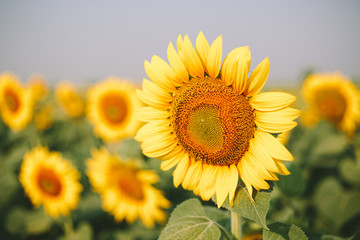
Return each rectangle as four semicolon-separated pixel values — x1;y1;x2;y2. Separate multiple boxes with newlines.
237;162;253;198
241;155;270;190
142;138;178;158
250;92;296;111
178;34;204;78
160;149;186;171
135;119;171;141
256;118;297;133
136;107;170;122
221;46;251;93
141;132;177;156
215;166;231;208
246;151;279;181
274;160;291;175
182;159;202;190
206;35;222;79
249;138;279;172
173;153;190;187
254;130;293;161
144;58;176;92
245;57;270;97
136;79;172;109
196;31;210;73
228;164;239;206
198;164;217;200
167;41;189;83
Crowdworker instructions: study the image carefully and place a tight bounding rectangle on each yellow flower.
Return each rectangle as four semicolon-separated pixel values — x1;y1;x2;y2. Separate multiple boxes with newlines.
0;72;34;131
55;82;85;118
19;146;83;217
86;148;170;228
135;32;300;207
86;77;142;142
302;72;360;137
28;73;48;102
35;104;53;131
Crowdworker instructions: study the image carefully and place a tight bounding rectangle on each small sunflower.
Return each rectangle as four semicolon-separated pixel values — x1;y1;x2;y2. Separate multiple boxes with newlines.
28;73;48;102
302;72;360;137
135;32;300;207
0;72;34;131
34;104;53;131
55;82;85;118
86;77;142;142
19;146;83;217
86;148;171;228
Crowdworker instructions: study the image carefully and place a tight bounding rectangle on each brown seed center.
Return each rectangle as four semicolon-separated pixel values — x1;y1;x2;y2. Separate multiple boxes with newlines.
171;77;255;166
4;88;20;113
109;164;145;201
37;167;62;196
314;89;347;123
100;93;128;125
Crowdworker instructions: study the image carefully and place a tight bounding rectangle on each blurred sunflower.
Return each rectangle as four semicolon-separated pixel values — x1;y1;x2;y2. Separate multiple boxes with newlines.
86;148;170;228
28;73;48;102
19;146;82;217
302;72;360;137
135;32;300;207
86;77;142;142
34;104;53;131
55;82;85;118
0;72;34;131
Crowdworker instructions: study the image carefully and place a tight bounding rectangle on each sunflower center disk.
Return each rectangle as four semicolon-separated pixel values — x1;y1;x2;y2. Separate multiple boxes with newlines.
37;168;62;196
111;166;145;201
100;93;127;125
315;89;346;123
4;88;20;112
172;77;255;166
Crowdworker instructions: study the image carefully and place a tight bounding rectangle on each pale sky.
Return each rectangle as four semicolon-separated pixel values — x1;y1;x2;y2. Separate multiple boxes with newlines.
0;0;359;87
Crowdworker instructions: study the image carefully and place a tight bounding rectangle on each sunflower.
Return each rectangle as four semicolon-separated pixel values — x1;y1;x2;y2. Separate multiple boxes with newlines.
86;148;170;228
55;82;85;118
302;72;360;137
86;77;142;142
28;73;48;102
135;32;300;207
19;146;82;217
0;72;34;131
34;104;53;131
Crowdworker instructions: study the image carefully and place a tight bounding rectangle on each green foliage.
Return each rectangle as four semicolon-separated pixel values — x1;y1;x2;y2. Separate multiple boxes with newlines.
263;222;308;240
159;198;231;240
221;185;271;229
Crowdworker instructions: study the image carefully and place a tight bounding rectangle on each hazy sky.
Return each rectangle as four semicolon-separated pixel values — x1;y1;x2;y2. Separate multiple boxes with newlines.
0;0;359;87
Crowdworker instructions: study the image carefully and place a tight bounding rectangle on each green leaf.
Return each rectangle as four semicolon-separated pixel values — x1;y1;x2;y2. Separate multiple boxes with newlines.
339;159;360;187
25;208;53;234
277;163;306;196
58;222;93;240
314;177;360;230
159;198;228;240
263;222;308;240
229;186;271;229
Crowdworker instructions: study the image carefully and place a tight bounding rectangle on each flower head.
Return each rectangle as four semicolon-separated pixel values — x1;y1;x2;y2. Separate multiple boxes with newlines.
19;146;83;217
86;77;142;142
86;148;170;228
55;81;85;118
28;73;48;102
302;72;360;137
136;32;300;207
0;72;34;131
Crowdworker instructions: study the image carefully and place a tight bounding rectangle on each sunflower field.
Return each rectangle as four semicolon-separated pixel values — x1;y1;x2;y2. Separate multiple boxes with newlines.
1;32;360;240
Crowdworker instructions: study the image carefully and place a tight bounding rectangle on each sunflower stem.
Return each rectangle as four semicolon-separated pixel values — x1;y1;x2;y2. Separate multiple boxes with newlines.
63;216;74;235
231;210;242;240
